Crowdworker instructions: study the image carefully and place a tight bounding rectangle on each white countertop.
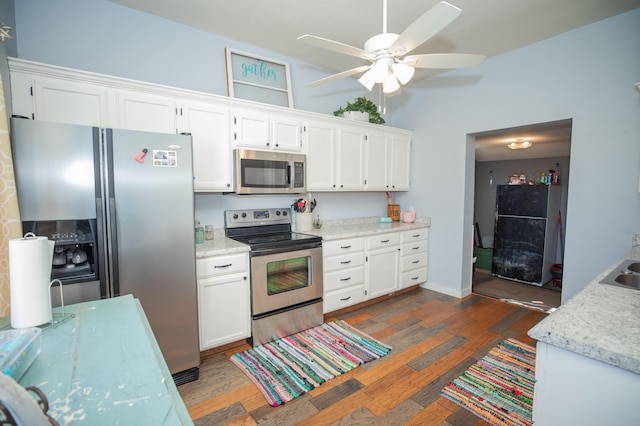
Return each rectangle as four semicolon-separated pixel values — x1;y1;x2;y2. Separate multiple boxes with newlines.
195;229;250;258
528;245;640;374
195;216;431;257
295;216;431;241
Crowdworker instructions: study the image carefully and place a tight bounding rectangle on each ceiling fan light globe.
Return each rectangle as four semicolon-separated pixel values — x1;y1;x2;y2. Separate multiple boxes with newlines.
392;62;415;85
382;75;400;94
369;60;391;83
358;69;377;91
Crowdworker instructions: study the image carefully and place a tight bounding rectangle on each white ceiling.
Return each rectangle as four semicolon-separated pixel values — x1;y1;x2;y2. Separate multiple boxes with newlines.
108;0;638;161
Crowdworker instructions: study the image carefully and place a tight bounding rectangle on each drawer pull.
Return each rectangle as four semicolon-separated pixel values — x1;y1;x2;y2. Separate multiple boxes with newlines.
340;245;352;249
412;246;420;250
340;296;352;301
340;260;352;264
380;239;390;243
340;277;352;281
411;276;420;280
412;234;421;238
214;263;232;268
412;260;420;264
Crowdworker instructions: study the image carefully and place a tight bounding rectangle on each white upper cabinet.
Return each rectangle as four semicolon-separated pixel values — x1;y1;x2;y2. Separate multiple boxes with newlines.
115;90;178;134
364;130;389;191
389;133;411;191
336;125;365;191
270;114;303;152
10;71;109;127
305;119;337;191
231;107;302;152
181;101;233;192
230;108;270;149
8;58;412;194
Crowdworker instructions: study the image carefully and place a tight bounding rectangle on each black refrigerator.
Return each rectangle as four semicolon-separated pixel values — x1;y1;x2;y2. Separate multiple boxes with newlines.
491;184;561;286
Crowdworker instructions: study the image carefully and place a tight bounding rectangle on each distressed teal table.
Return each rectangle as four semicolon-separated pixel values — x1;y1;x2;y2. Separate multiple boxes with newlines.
1;295;193;425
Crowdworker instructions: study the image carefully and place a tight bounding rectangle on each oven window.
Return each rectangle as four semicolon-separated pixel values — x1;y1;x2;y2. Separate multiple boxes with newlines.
266;256;310;295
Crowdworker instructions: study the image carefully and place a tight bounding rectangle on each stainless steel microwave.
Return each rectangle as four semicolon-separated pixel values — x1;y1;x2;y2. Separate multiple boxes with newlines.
234;149;306;194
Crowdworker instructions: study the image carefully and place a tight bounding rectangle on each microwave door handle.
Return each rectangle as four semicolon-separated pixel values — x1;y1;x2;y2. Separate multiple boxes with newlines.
287;161;293;188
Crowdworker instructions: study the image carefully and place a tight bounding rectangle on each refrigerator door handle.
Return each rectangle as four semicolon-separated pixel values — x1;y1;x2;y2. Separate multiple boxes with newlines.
107;196;120;296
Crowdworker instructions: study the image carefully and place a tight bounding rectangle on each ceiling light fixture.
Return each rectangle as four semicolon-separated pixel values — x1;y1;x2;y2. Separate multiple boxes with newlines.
507;139;532;150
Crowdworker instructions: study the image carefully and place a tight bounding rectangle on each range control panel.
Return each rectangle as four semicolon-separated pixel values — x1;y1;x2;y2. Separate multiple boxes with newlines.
224;208;291;228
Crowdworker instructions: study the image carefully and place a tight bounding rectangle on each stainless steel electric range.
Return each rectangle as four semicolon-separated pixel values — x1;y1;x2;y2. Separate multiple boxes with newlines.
225;208;323;346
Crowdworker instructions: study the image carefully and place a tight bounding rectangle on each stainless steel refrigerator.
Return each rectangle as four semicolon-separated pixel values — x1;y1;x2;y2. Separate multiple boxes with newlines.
491;184;560;286
10;118;200;385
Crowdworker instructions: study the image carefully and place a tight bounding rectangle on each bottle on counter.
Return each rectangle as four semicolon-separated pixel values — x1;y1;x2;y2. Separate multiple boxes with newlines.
205;225;214;240
195;221;204;244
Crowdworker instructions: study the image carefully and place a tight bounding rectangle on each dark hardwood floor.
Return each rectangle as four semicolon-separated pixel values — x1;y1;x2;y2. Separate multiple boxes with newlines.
178;287;547;425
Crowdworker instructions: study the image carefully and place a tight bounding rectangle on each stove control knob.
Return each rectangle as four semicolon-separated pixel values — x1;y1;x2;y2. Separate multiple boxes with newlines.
233;214;239;219
282;210;288;216
275;210;281;216
241;212;247;218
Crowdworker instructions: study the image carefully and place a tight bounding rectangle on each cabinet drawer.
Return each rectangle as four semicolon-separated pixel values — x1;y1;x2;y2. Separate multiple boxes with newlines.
366;233;400;250
324;285;365;313
401;241;428;256
324;252;365;273
323;237;365;255
324;266;365;292
197;253;248;278
401;253;428;272
400;267;428;288
401;229;428;243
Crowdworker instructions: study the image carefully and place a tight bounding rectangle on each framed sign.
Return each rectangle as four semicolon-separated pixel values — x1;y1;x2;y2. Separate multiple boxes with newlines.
225;48;293;108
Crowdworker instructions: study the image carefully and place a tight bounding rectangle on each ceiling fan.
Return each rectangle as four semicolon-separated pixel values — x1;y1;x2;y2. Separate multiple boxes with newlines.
298;0;485;94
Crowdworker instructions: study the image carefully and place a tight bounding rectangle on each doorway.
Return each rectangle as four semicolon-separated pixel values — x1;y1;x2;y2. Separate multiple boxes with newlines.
471;119;572;310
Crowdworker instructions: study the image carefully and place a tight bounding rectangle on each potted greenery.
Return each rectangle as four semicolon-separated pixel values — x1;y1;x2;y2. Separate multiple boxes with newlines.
334;97;385;124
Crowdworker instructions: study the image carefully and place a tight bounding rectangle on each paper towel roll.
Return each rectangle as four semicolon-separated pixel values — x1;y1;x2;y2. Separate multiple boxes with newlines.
10;234;55;328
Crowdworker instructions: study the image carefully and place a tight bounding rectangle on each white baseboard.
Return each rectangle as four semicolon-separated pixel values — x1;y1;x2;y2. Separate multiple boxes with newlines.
419;282;472;299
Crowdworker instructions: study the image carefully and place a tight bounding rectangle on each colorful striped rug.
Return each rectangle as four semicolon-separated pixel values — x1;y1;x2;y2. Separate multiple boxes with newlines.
441;339;536;426
230;320;392;407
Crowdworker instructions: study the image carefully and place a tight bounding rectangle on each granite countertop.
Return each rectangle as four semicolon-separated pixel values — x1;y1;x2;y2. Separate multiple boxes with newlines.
195;229;250;258
528;245;640;374
296;216;431;241
195;216;431;257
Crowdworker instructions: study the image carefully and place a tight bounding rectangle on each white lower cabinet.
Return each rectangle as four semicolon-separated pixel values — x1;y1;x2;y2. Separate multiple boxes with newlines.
196;253;250;350
322;237;365;313
365;233;400;299
322;227;428;314
399;229;429;288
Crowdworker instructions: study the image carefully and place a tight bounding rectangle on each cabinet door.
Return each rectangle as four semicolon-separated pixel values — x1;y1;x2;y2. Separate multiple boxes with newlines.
389;133;411;191
32;78;109;127
181;101;233;192
337;125;365;191
366;247;399;299
116;90;178;134
198;274;250;350
271;114;302;152
364;130;389;190
305;120;337;191
231;108;270;149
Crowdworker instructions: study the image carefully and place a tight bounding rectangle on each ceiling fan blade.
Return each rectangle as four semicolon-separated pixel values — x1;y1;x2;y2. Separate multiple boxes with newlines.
298;34;374;60
308;65;371;87
405;53;486;69
391;1;461;56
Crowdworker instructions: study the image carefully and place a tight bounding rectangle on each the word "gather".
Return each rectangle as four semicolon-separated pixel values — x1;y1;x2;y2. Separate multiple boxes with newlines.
241;61;278;82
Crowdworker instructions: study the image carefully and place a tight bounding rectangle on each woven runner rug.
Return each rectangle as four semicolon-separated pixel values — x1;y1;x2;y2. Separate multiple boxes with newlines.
441;338;536;426
230;320;392;407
